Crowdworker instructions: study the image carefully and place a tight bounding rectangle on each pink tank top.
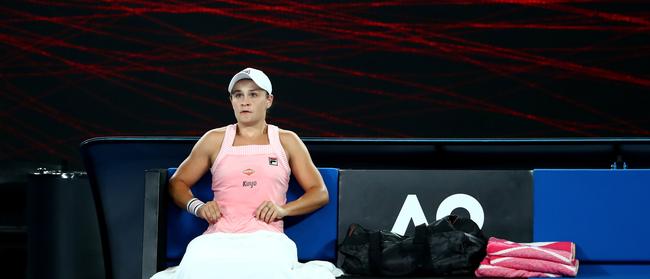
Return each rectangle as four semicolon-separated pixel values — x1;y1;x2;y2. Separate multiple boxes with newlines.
205;124;291;234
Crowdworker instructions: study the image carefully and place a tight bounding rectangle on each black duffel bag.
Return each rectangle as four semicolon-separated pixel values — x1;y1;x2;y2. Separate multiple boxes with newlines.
339;215;487;276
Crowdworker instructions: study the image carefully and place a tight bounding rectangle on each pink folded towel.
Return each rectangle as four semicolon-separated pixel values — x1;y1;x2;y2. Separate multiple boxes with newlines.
489;255;579;277
475;258;561;278
487;237;575;264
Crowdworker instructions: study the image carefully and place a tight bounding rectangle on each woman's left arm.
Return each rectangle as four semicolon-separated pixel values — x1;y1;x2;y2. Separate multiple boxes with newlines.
280;130;329;216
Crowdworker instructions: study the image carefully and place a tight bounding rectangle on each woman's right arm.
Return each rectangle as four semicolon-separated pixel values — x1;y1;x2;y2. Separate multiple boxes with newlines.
169;129;223;223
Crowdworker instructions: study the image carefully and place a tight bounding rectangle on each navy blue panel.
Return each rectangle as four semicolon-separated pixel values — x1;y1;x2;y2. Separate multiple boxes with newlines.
578;264;650;278
534;169;650;262
85;142;191;279
165;168;339;265
285;168;339;261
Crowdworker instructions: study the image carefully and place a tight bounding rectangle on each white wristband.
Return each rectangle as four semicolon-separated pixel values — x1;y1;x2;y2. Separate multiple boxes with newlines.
186;198;205;217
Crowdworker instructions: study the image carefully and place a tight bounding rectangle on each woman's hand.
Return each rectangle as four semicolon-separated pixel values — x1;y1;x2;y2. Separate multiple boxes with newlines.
254;201;288;223
198;201;221;224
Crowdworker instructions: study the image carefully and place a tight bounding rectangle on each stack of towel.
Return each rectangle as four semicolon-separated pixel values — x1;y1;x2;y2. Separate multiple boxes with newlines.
475;237;579;277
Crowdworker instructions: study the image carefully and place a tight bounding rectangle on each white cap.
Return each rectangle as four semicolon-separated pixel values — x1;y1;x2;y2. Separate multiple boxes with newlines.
227;67;273;95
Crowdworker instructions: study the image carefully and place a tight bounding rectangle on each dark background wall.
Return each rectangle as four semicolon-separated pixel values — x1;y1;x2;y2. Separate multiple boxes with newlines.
2;1;649;168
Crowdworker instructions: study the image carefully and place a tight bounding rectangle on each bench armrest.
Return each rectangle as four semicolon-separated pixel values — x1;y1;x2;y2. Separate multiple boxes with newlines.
142;169;167;279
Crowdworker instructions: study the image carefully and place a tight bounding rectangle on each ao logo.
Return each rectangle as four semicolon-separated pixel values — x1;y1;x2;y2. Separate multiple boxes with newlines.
391;194;484;235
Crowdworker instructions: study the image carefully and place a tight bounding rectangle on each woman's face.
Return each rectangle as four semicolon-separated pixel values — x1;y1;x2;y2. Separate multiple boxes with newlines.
230;79;273;124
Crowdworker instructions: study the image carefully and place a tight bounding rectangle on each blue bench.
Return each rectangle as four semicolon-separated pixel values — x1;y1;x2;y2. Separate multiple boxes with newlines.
81;138;650;279
142;168;339;278
534;169;650;278
143;169;650;279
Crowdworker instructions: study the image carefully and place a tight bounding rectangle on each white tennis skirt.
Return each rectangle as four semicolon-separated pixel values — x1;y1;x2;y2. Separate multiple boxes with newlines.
151;230;342;279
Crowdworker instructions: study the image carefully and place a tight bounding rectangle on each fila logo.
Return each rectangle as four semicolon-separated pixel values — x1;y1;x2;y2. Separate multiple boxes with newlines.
391;194;485;235
268;157;278;166
242;168;255;176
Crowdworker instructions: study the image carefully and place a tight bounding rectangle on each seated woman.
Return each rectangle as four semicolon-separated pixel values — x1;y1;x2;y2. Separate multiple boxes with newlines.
152;68;340;279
